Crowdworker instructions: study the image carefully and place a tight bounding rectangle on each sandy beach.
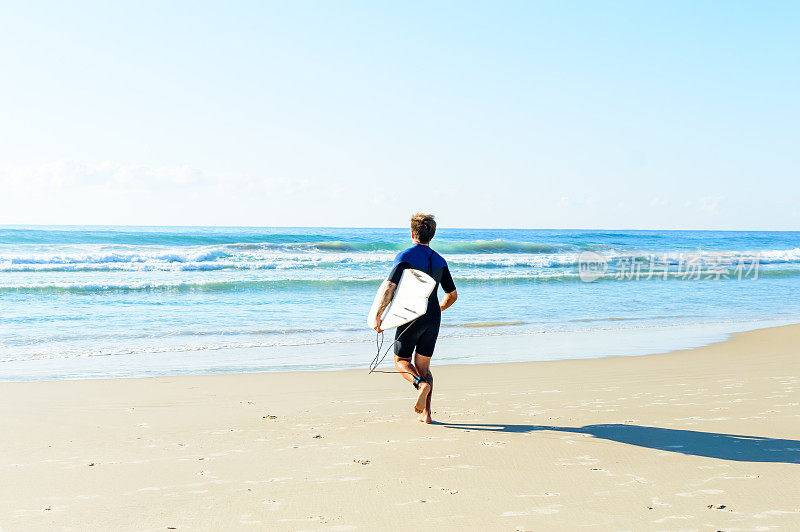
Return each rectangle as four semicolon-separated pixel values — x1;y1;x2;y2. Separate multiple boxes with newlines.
1;324;799;531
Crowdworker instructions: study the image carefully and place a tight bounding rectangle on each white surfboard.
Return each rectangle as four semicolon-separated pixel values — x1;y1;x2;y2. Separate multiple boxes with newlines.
367;268;436;331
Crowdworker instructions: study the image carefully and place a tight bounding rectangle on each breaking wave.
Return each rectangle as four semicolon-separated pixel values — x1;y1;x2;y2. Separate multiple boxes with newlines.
2;244;798;273
3;267;799;294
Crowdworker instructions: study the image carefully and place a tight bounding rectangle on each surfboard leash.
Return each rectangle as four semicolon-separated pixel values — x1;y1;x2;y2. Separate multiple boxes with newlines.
368;320;418;376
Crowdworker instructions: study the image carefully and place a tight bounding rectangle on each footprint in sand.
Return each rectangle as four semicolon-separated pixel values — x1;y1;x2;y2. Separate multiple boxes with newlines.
396;499;437;506
239;514;262;525
429;486;459;495
262;500;281;511
555;455;599;467
676;489;724;497
422;454;461;460
652;514;695;524
500;504;562;517
649;497;671;508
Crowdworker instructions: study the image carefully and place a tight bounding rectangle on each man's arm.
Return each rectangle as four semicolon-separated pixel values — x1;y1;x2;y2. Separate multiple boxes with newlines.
439;265;457;311
372;281;397;332
440;289;457;311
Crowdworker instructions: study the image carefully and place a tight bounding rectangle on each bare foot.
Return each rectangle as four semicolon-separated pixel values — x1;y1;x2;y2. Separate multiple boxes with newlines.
414;382;431;414
417;411;432;424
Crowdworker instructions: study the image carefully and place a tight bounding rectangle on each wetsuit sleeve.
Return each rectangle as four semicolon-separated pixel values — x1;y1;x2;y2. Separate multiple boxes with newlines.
440;266;456;293
387;261;410;284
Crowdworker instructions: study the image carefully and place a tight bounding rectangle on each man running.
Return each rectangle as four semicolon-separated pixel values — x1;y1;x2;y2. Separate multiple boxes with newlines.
372;213;458;423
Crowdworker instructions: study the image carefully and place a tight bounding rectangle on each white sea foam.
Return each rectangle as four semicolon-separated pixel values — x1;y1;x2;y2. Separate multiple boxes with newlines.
1;245;798;272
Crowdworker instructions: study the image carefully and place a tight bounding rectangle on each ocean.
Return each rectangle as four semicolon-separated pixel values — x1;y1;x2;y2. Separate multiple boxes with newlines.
1;226;799;381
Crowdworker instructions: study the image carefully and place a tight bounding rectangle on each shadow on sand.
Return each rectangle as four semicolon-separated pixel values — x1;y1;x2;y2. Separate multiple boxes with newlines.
437;422;800;464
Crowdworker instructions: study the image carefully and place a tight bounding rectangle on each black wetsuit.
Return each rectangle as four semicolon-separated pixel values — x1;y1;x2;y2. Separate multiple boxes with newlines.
386;244;456;358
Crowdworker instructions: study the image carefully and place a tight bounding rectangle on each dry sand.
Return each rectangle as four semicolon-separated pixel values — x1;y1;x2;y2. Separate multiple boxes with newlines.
1;324;799;531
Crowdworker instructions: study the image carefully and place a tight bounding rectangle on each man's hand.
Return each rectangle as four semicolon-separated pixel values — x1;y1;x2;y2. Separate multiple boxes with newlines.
440;289;458;311
373;316;383;333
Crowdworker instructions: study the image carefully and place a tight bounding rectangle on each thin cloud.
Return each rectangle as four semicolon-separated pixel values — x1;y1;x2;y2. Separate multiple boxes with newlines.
1;160;294;193
699;196;723;215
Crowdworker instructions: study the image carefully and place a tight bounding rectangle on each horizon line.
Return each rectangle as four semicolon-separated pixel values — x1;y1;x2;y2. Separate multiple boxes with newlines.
1;224;798;233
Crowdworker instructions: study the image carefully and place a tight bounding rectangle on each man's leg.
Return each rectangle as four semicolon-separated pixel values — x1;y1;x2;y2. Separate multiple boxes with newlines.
412;320;438;423
414;353;433;424
394;355;431;415
393;354;420;385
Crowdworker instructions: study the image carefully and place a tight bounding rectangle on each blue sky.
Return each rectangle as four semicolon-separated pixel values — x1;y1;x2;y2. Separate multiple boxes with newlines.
0;1;798;229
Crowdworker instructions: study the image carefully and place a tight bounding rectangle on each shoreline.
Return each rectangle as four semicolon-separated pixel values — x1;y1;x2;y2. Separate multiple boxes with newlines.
3;318;797;383
1;323;799;529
